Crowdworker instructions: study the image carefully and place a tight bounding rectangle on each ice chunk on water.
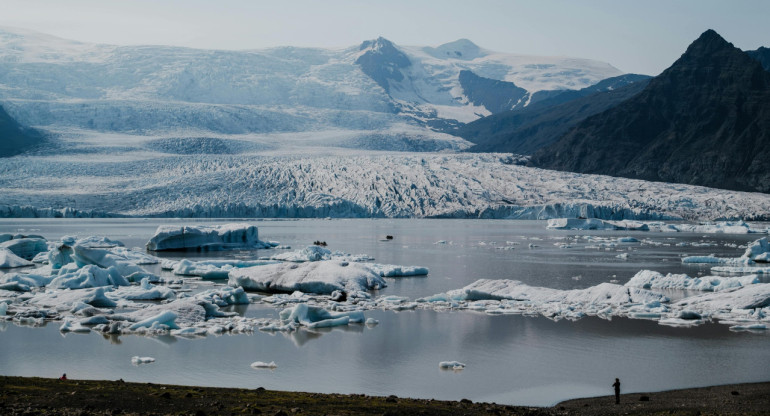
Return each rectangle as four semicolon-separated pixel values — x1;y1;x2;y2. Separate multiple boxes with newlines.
146;223;266;251
131;356;156;364
279;303;365;329
367;264;429;277
0;238;48;260
546;218;649;231
0;248;34;269
0;272;54;292
108;278;176;301
626;270;760;292
172;259;277;279
672;283;770;312
270;245;331;262
72;243;157;282
49;265;130;289
229;260;386;295
743;237;770;263
250;361;277;369
439;361;466;370
129;310;179;331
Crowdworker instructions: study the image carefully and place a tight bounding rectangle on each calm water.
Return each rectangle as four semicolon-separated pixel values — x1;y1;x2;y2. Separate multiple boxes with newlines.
1;218;769;406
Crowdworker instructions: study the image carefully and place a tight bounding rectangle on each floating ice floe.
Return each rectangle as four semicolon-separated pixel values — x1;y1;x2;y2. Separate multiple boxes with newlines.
28;287;118;309
71;242;158;282
229;260;386;296
131;356;156;364
108;278;175;301
0;237;48;260
625;270;760;292
279;303;365;329
0;273;54;292
367;264;429;277
546;218;649;231
711;266;770;275
0;248;34;269
250;361;277;369
165;258;277;279
439;361;466;370
742;237;770;263
49;264;130;289
146;223;271;251
681;255;749;264
269;245;332;262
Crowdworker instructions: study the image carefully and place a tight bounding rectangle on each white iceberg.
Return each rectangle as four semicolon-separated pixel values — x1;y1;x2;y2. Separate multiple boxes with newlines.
742;237;770;263
367;264;429;277
250;361;278;369
108;278;176;301
71;243;157;282
171;258;277;279
146;223;267;251
439;361;466;370
625;270;760;292
711;266;770;275
131;356;156;364
270;245;331;262
0;238;48;260
279;303;365;329
681;255;748;264
28;287;118;308
49;265;130;290
0;272;54;292
229;260;386;295
672;283;770;313
546;218;649;231
0;248;34;269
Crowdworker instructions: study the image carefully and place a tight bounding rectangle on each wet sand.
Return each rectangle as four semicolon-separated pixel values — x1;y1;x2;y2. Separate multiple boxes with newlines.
1;376;768;415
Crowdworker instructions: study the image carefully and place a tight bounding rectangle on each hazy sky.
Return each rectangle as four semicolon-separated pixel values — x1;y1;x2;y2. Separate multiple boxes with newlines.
1;0;768;75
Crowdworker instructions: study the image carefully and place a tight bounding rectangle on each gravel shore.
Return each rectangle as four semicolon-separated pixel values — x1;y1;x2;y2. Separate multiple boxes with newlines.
1;376;768;415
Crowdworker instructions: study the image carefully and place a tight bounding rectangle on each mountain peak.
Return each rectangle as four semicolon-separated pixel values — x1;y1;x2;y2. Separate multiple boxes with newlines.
359;37;396;52
424;39;486;61
683;29;735;58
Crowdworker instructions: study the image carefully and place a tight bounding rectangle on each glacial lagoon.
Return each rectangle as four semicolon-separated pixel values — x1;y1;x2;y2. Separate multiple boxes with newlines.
1;218;769;406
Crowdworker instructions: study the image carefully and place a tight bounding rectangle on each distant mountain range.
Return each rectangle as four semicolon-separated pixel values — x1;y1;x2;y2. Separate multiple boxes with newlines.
531;30;770;193
0;27;620;151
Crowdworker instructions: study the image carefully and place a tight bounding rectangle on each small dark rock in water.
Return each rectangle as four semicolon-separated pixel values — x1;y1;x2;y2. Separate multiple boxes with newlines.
732;391;740;395
461;398;473;404
385;235;393;240
639;395;650;401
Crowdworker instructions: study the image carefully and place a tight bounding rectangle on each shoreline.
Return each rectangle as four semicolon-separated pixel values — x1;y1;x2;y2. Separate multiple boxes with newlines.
1;376;768;415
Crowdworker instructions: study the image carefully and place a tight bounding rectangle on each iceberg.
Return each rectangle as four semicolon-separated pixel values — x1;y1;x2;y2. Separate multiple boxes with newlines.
250;361;278;369
146;223;267;251
546;218;649;231
279;303;365;329
229;260;386;295
367;264;429;277
711;266;770;275
625;270;760;292
28;287;118;308
439;361;466;370
108;278;176;301
71;243;157;282
0;272;54;292
742;237;770;263
49;265;130;290
0;248;34;269
170;258;277;279
270;245;331;262
672;283;770;313
131;356;156;364
0;238;48;260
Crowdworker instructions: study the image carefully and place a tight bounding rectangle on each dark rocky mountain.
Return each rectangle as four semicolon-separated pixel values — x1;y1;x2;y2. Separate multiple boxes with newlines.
355;37;412;93
747;46;770;71
457;74;650;154
458;70;529;114
0;104;44;157
532;30;770;193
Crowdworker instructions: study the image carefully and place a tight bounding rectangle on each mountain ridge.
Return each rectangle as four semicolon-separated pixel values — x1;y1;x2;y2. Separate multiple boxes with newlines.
531;29;770;193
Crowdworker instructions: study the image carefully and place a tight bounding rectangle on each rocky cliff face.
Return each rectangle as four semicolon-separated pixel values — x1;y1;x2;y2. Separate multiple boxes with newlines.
532;30;770;193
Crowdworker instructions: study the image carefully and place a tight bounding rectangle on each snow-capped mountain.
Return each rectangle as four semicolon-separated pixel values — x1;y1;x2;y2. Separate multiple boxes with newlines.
0;27;622;142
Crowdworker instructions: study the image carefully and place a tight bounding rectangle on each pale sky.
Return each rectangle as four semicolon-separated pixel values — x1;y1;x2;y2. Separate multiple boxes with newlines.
1;0;768;75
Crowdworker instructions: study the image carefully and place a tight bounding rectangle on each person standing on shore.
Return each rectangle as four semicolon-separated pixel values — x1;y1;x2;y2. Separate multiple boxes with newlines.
613;378;621;404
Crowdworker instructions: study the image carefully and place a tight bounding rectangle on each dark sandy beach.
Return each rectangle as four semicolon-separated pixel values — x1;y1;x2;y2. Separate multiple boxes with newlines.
1;376;768;415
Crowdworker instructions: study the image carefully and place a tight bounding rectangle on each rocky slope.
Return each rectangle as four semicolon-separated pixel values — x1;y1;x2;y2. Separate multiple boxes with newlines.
532;30;770;193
